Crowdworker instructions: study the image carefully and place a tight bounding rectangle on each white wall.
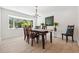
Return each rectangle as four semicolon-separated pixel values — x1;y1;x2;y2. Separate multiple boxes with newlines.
54;7;78;41
77;7;79;45
38;7;78;41
1;8;35;40
0;8;1;41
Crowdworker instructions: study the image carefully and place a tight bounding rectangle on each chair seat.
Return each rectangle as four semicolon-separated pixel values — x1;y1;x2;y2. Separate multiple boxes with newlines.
31;32;39;39
62;33;73;36
62;25;74;42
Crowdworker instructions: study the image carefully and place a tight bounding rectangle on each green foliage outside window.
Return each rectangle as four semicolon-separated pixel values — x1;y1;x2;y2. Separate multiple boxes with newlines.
9;16;33;28
16;20;33;28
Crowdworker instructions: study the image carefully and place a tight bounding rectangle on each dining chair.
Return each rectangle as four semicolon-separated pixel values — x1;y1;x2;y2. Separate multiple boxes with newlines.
30;31;39;46
23;26;30;44
23;26;39;44
62;25;74;42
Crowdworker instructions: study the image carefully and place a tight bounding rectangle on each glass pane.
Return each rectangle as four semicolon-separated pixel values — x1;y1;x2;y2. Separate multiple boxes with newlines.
15;18;22;28
9;17;13;28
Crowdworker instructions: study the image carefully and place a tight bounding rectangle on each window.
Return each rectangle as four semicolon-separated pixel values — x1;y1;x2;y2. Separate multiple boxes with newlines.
9;15;33;28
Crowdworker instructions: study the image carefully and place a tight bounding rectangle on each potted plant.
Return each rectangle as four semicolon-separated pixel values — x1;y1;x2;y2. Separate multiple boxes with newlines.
54;22;59;32
41;23;45;29
21;20;32;28
41;23;44;26
21;20;28;28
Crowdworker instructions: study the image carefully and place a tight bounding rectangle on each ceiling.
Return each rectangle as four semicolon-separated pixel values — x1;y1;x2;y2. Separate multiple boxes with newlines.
1;6;77;17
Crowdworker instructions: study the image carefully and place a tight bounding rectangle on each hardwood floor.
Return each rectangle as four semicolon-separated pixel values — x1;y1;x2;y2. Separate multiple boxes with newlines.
0;36;79;53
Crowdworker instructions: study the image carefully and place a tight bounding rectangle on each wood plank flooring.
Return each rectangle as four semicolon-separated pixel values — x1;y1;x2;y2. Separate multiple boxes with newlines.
0;36;79;53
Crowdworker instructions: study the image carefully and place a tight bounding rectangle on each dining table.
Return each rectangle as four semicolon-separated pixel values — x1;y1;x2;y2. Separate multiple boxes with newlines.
31;29;53;49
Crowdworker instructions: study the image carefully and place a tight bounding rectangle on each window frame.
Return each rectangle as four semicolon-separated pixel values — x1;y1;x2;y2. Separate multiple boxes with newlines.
8;15;33;29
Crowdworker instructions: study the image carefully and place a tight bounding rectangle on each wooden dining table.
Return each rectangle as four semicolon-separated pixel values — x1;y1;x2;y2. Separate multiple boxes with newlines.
32;29;53;49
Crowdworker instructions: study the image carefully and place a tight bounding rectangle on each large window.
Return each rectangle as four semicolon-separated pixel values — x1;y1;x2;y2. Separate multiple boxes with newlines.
9;15;33;28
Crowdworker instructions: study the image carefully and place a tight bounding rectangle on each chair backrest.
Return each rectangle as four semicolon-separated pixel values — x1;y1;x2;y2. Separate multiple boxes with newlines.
24;27;29;36
24;26;32;36
24;26;39;39
66;25;74;35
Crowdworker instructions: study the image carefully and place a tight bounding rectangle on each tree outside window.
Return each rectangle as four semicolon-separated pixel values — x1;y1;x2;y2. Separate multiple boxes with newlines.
9;16;33;28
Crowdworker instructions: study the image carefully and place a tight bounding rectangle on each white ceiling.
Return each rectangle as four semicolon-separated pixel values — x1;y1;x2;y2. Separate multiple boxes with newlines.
1;6;77;17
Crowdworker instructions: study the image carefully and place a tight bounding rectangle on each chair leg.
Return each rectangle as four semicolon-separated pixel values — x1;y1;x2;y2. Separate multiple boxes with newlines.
62;34;63;40
66;36;68;42
31;38;33;46
36;36;39;44
27;35;29;44
72;36;74;42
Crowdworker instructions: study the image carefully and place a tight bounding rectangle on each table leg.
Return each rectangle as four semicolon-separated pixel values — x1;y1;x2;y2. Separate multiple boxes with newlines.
42;34;45;49
50;32;52;43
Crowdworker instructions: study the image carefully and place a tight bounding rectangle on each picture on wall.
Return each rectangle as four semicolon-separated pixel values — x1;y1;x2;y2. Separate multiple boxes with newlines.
45;16;54;26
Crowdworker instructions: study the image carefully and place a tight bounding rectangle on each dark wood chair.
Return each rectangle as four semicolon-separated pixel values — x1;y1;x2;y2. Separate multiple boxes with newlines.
24;27;29;40
23;26;39;44
23;26;31;44
30;31;39;46
62;25;74;42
